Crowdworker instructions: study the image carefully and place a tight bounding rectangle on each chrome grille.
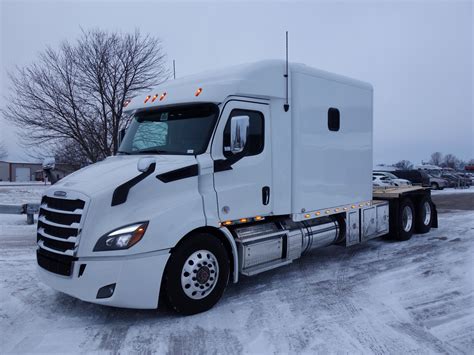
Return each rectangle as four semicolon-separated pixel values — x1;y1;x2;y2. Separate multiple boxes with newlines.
37;193;88;275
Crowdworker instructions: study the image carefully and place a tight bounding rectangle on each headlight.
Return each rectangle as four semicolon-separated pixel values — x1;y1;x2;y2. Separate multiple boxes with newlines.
93;222;148;252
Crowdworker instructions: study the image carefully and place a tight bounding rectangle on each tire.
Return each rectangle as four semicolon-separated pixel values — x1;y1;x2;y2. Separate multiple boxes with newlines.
415;196;433;234
430;182;439;190
163;233;230;315
395;198;415;241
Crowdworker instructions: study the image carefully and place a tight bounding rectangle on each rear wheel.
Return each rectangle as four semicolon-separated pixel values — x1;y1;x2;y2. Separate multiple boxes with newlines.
395;198;415;241
163;233;230;315
415;196;433;234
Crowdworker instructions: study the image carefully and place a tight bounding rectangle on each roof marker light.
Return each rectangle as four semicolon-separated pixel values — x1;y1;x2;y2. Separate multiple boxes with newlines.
123;99;131;107
151;94;159;102
195;88;203;97
144;95;151;103
255;216;264;221
304;214;310;218
159;92;167;101
315;211;321;216
223;221;232;226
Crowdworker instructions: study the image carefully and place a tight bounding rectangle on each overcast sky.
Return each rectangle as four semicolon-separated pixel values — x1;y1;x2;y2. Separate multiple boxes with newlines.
1;0;473;164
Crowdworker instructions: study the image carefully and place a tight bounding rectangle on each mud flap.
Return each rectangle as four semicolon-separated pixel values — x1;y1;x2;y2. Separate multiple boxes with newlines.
431;201;438;228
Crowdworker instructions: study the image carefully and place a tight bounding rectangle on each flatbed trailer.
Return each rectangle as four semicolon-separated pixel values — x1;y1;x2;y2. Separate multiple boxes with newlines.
374;186;437;240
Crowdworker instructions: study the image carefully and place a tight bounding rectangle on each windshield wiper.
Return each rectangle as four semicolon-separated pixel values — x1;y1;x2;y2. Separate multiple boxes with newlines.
131;149;177;155
117;150;131;155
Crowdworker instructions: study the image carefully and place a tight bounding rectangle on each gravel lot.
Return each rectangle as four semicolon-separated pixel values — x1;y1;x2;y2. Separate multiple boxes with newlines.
0;186;473;354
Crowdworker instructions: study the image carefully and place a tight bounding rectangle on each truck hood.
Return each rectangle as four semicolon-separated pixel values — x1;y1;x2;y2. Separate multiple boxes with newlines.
52;155;197;196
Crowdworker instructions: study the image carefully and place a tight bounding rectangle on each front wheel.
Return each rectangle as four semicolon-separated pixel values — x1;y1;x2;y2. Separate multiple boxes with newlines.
163;233;230;315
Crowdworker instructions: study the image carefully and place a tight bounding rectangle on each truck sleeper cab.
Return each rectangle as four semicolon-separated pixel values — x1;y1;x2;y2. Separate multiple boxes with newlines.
36;60;438;314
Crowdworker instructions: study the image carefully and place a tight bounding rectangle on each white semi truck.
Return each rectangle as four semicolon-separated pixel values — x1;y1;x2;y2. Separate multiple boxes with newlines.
37;60;437;314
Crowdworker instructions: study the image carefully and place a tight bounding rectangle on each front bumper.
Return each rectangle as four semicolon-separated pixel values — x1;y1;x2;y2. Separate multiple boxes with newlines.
37;250;170;309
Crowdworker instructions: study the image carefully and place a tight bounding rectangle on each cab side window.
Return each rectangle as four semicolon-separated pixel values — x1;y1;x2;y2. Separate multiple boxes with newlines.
223;109;264;158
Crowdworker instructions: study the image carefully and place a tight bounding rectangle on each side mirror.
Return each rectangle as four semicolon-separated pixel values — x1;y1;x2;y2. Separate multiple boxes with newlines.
42;157;56;170
137;157;156;173
42;157;57;184
230;115;249;154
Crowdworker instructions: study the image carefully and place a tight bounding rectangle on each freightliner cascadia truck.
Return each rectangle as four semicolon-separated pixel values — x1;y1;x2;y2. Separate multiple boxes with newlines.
36;60;437;314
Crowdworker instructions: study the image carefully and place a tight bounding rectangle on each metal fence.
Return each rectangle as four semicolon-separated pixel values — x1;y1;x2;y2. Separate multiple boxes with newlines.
0;203;40;224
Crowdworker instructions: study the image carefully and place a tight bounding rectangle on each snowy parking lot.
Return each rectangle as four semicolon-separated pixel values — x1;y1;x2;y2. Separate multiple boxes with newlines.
0;185;473;354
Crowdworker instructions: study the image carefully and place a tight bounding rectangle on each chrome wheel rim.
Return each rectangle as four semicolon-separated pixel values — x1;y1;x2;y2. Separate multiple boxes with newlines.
423;201;432;225
402;206;413;232
181;250;219;300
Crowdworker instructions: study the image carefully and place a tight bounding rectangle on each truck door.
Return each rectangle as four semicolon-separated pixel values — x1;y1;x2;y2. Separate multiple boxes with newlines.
211;100;273;221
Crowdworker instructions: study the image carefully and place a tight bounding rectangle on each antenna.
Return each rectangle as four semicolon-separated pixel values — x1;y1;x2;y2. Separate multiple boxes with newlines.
284;31;289;112
173;59;176;79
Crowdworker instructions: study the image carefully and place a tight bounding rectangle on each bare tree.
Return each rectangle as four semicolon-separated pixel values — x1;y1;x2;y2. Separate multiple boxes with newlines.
0;140;7;160
393;160;413;170
3;29;169;164
428;152;443;166
442;154;461;169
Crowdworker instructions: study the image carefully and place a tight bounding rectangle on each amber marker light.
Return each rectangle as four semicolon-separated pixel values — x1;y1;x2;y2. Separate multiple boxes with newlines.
240;218;248;223
315;212;321;216
304;214;310;218
223;221;232;226
195;87;203;96
151;94;159;102
255;216;264;221
144;95;151;103
159;92;167;101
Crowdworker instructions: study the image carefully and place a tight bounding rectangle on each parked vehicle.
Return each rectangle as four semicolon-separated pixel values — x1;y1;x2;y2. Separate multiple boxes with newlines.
373;171;411;186
36;60;438;314
372;175;395;187
441;173;470;188
426;175;448;190
390;170;431;187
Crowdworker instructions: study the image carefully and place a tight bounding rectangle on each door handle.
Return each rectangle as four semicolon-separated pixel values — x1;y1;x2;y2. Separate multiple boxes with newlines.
262;186;270;206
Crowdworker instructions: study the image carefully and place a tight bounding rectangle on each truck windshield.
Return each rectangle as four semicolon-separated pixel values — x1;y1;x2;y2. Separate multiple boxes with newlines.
119;103;219;155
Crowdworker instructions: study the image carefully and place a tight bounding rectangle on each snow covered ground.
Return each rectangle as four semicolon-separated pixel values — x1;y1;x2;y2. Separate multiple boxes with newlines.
0;186;473;354
0;184;47;205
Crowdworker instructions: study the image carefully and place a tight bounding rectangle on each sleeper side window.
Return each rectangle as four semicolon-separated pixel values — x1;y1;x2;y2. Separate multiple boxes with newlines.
328;107;340;131
223;109;264;158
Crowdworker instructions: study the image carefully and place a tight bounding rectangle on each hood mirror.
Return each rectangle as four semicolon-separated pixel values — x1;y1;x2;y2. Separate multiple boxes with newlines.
137;157;156;173
230;115;249;154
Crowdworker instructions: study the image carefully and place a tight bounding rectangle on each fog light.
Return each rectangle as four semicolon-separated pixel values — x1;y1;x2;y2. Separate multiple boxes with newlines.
96;283;116;299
